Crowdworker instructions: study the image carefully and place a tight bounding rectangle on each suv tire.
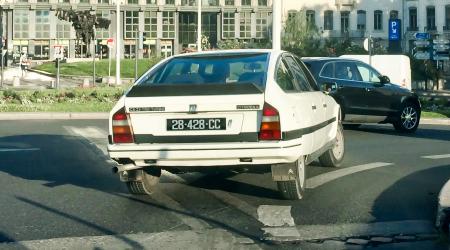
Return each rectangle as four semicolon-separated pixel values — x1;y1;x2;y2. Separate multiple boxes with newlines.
126;168;161;195
319;123;345;167
393;103;420;133
276;156;306;200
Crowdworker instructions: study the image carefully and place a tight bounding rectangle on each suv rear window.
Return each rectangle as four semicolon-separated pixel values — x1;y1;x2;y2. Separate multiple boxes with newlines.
139;53;269;88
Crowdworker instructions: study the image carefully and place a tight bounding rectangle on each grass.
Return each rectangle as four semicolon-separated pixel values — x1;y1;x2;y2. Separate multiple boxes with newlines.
422;110;450;118
34;58;161;79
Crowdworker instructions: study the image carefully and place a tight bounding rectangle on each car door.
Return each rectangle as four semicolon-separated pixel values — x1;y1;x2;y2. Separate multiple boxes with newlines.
327;61;369;119
354;62;397;119
283;54;326;153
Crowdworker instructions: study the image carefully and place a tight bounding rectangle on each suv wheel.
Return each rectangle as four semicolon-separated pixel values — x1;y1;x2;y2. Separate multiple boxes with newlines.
319;123;345;167
393;103;420;133
126;168;161;195
276;156;306;200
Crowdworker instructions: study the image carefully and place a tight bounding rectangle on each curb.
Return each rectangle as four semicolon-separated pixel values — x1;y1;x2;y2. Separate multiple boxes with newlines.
0;112;109;120
421;118;450;126
436;179;450;232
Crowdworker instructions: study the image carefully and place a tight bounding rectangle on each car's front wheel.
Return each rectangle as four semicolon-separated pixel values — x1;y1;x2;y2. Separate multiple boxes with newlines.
393;103;420;133
319;123;345;167
126;168;161;195
276;157;306;200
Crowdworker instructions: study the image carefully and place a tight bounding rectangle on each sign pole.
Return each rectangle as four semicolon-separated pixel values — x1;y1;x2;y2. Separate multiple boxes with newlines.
115;0;121;85
56;57;60;89
108;46;111;80
272;0;282;50
369;35;372;66
1;48;4;88
93;28;96;87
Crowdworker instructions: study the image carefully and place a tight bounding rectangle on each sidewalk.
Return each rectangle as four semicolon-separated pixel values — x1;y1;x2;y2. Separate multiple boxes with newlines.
0;66;80;89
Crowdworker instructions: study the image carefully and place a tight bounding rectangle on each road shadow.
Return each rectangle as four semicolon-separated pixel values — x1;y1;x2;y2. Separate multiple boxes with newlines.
371;164;450;222
346;125;450;142
0;134;124;193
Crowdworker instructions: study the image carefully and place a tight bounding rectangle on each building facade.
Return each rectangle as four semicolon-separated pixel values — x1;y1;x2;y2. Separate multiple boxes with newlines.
2;0;450;61
0;0;272;62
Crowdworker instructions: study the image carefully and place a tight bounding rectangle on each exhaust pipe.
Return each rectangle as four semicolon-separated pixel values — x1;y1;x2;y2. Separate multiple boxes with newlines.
112;163;143;174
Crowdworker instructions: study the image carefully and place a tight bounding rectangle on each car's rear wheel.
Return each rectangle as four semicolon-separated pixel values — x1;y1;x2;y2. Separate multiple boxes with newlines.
126;168;161;195
276;157;306;200
319;123;345;167
393;103;420;133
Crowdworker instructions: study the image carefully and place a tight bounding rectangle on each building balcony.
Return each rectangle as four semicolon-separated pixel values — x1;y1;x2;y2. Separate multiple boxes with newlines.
407;26;419;32
425;26;437;33
350;29;365;38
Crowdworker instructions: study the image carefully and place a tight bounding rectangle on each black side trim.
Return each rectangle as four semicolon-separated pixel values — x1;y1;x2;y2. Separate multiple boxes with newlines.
283;117;337;141
108;135;113;144
127;84;264;97
134;133;259;144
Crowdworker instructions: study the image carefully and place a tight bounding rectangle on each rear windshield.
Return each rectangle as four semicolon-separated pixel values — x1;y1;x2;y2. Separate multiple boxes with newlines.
138;53;269;88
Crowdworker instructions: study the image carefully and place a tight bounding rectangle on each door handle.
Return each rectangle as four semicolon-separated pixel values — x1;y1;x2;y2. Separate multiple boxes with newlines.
366;88;372;92
323;103;327;108
312;105;317;110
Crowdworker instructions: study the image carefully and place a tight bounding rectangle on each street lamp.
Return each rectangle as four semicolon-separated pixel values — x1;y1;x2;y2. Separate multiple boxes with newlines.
115;0;122;85
197;0;202;52
272;0;282;50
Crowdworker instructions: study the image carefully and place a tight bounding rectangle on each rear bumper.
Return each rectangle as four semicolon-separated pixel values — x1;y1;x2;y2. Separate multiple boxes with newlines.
107;139;304;167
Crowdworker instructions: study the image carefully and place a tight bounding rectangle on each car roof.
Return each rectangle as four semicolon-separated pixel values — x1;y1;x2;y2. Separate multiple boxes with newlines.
172;49;282;58
302;57;364;64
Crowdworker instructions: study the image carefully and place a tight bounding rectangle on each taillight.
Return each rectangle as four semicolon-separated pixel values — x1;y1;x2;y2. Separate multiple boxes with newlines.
112;108;134;143
259;103;281;140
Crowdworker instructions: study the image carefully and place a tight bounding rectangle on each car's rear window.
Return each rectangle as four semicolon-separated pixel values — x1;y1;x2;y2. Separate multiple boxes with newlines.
138;53;269;88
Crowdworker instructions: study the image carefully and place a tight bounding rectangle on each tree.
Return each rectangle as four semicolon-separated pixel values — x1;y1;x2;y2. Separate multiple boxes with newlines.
55;10;111;57
282;9;324;56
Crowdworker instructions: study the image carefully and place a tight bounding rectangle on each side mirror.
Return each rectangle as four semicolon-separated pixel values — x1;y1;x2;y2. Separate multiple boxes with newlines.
321;82;337;94
379;75;390;84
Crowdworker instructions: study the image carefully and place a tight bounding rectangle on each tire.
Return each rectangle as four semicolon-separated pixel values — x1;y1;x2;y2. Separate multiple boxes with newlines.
126;168;161;195
276;156;306;200
319;123;345;168
393;103;420;133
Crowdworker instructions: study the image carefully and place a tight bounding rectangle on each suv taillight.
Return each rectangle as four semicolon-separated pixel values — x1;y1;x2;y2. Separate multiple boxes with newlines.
259;103;281;141
112;108;134;143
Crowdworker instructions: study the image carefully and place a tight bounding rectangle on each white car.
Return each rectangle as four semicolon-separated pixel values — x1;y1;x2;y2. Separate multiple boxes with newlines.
108;49;344;200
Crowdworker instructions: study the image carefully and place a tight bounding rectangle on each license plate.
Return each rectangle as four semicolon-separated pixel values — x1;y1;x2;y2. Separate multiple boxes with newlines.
167;118;226;131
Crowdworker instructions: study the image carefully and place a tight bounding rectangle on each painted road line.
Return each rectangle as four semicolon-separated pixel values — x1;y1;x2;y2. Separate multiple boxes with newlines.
149;191;210;230
422;154;450;160
64;126;107;139
306;162;394;189
206;189;259;219
257;205;295;227
0;148;40;152
262;220;436;242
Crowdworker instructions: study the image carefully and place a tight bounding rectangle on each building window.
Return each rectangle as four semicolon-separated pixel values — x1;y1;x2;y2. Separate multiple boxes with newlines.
241;0;251;6
341;11;349;33
427;6;436;31
306;10;315;26
79;0;88;3
146;0;156;3
324;10;333;30
13;10;29;39
56;20;71;39
256;12;269;39
37;0;49;2
96;10;110;39
166;0;174;4
34;41;50;60
98;0;109;4
409;7;417;31
36;10;50;39
258;0;267;6
446;6;450;29
182;0;196;6
203;0;219;6
162;11;175;38
222;12;235;38
144;11;157;39
374;10;382;30
390;10;399;19
127;0;138;4
240;11;251;38
125;11;139;39
357;10;366;30
225;0;234;5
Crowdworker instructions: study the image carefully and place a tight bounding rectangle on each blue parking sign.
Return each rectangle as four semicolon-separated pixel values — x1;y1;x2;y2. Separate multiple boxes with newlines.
389;19;401;41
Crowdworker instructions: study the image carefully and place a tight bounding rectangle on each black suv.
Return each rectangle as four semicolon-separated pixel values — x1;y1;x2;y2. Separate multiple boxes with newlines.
303;58;421;133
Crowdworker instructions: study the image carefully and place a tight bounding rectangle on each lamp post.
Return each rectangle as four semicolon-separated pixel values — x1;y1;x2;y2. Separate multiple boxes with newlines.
197;0;202;51
272;0;282;50
115;0;121;85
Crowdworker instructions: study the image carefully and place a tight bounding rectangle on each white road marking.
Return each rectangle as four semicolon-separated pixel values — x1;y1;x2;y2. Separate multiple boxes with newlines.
257;205;295;227
0;148;40;152
262;220;435;242
422;154;450;160
306;162;394;189
64;126;109;156
206;189;258;219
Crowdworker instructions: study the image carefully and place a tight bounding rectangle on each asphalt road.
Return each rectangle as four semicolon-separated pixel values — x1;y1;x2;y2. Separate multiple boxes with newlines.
0;120;449;249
